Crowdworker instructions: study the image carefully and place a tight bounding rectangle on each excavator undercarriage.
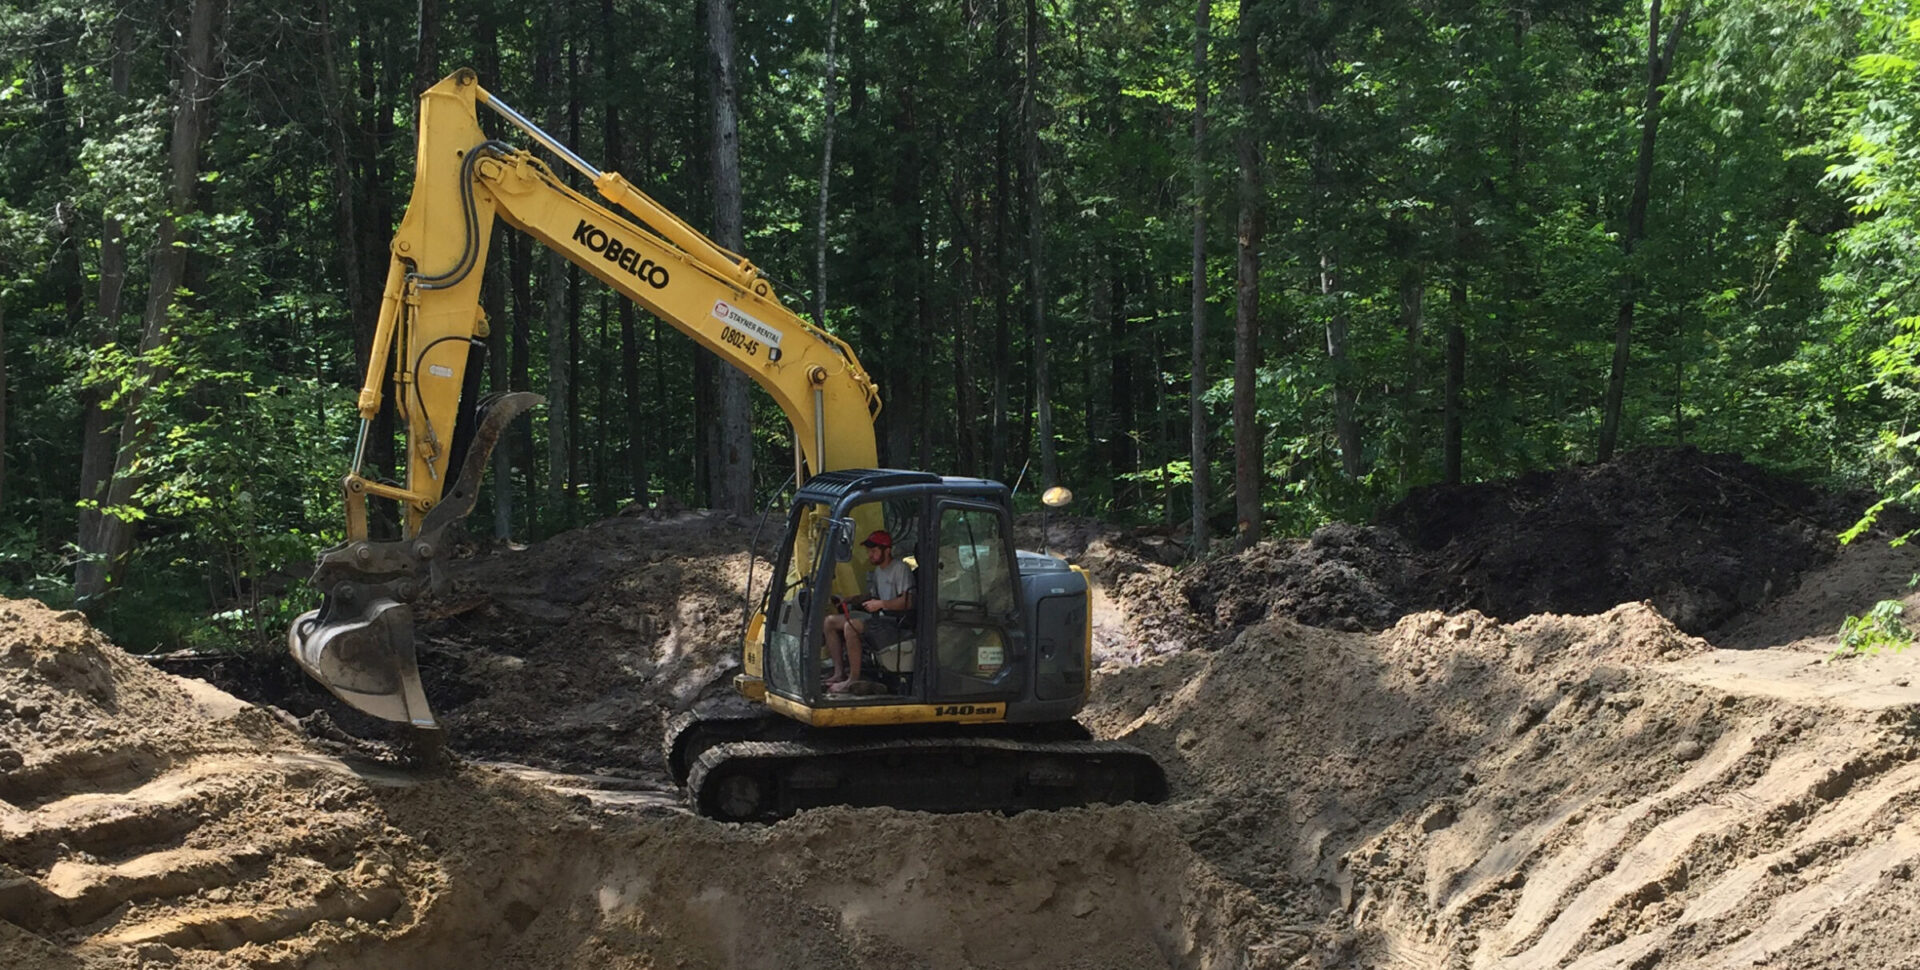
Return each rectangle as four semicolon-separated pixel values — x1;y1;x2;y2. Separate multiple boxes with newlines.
666;708;1167;822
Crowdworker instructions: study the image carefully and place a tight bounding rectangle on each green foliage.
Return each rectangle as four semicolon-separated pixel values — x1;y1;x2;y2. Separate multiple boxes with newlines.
1834;597;1915;657
0;523;77;608
8;0;1920;647
1822;0;1920;537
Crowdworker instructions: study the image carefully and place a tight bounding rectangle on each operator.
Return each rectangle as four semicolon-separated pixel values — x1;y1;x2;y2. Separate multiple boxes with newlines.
823;530;913;693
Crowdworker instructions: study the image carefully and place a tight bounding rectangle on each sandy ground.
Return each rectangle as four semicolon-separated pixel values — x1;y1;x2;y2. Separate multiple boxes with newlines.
9;449;1920;968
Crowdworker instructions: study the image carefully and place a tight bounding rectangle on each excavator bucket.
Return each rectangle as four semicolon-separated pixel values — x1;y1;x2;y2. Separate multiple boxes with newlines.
288;391;543;734
289;596;437;728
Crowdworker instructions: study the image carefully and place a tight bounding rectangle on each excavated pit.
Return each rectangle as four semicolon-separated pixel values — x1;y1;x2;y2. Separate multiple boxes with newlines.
10;447;1920;968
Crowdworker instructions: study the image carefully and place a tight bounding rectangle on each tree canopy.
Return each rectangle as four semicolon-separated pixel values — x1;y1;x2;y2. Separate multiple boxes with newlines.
2;0;1917;649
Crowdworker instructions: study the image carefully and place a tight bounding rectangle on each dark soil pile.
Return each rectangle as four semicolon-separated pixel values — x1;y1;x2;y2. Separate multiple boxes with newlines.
1380;446;1857;631
1120;447;1863;652
406;508;767;773
163;508;766;778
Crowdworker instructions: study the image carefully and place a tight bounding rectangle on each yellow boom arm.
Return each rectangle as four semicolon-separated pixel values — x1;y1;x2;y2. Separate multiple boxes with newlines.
347;68;879;538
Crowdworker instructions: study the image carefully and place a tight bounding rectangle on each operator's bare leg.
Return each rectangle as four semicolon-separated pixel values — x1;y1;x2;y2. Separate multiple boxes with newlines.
836;617;865;690
823;614;849;685
824;616;865;691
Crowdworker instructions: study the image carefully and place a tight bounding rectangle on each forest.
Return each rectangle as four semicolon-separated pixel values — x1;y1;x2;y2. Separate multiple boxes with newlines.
1;0;1917;651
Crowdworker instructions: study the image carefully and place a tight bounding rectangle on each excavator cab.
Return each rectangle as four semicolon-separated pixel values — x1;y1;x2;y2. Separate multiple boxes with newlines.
749;470;1060;720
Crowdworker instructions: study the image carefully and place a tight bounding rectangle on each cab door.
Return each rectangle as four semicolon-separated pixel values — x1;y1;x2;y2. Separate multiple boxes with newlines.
928;502;1026;702
761;501;837;701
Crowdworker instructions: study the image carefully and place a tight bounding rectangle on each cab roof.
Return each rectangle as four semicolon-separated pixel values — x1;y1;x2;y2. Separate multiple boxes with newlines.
795;468;1008;505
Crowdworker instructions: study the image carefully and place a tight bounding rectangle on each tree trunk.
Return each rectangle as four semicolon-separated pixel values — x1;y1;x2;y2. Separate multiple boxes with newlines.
1023;0;1058;490
956;278;979;475
707;0;754;512
594;297;613;514
414;0;438;96
1189;0;1212;554
882;85;920;469
485;250;513;538
987;0;1014;484
476;14;513;538
1322;254;1361;478
0;304;7;512
1445;254;1466;485
1087;87;1118;481
360;22;401;506
598;2;648;507
1154;290;1176;527
1301;0;1360;480
78;11;133;575
1398;252;1424;485
1232;1;1262;550
80;0;222;602
1600;1;1690;462
815;0;841;328
539;20;571;530
566;52;584;499
991;120;1012;483
320;0;399;531
1108;256;1135;497
509;231;536;528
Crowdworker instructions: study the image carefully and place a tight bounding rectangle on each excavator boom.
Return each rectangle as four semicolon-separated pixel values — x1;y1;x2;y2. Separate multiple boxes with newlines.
291;70;877;731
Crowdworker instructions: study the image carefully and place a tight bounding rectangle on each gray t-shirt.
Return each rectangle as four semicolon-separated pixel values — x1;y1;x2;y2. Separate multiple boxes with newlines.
867;559;913;604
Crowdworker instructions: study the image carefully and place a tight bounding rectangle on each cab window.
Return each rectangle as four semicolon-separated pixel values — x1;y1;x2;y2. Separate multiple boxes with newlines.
933;504;1018;698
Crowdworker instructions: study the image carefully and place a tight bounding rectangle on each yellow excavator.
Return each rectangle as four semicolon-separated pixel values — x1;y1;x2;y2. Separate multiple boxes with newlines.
288;69;1165;820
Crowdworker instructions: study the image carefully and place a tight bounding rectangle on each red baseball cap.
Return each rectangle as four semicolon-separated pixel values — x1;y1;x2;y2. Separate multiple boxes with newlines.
862;530;893;548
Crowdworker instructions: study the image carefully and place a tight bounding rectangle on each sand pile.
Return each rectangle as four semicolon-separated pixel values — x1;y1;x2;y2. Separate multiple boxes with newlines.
13;446;1920;968
1086;583;1920;968
0;597;1290;969
0;598;458;968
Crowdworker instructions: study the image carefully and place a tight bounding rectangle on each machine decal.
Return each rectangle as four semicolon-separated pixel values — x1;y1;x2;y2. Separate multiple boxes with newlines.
934;704;999;717
571;219;670;289
976;645;1004;675
712;300;785;350
719;325;761;357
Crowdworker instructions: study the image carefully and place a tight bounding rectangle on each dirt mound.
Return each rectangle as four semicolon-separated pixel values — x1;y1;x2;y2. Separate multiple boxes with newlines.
1113;448;1864;654
0;601;293;808
408;509;765;774
0;597;455;967
1382;447;1856;632
1;597;1290;970
1085;585;1920;969
168;510;766;777
1119;523;1426;655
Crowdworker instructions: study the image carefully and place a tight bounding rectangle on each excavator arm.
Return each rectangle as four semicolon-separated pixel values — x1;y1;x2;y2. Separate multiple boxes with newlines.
289;69;879;731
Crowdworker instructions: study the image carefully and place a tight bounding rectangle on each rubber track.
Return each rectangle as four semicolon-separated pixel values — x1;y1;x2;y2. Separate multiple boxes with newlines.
686;735;1168;821
662;707;790;787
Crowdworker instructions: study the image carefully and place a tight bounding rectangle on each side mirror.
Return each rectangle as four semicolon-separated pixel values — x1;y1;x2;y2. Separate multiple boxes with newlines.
832;518;856;562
